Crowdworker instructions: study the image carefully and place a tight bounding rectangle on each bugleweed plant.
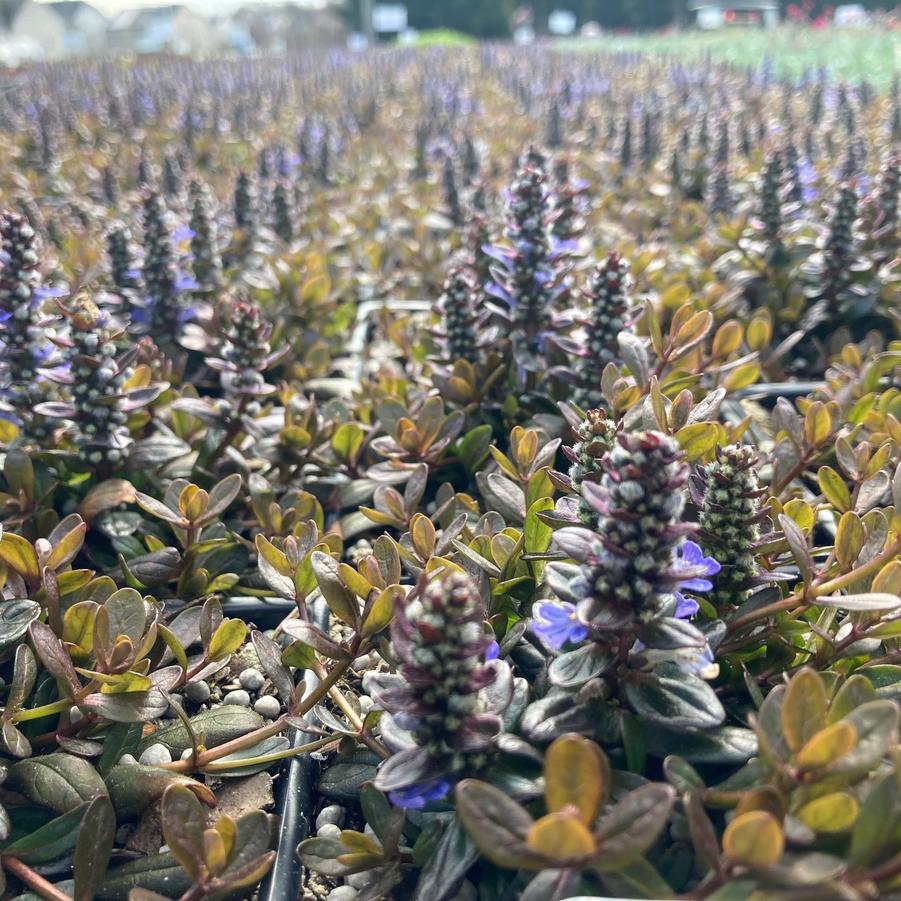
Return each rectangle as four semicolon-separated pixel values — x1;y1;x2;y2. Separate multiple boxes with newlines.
0;42;898;901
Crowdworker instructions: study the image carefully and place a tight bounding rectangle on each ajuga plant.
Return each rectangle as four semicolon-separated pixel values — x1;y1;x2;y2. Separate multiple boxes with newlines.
487;147;568;371
105;222;142;313
363;570;505;808
756;150;785;257
40;293;164;467
233;169;257;235
802;181;869;337
549;157;586;244
207;294;280;416
561;407;618;528
271;179;295;244
0;211;60;438
534;431;724;723
434;258;480;365
863;153;899;263
188;178;222;293
690;443;765;612
572;251;631;409
141;187;189;342
442;155;463;226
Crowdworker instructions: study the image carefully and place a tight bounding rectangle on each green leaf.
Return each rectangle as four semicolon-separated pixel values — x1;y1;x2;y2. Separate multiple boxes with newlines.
412;819;479;901
8;753;107;814
779;514;813;583
622;665;725;729
454;779;547;870
458;425;493;475
831;700;900;776
74;795;116;901
331;422;365;464
98;722;143;776
160;785;206;881
311;551;360;628
2;802;89;863
0;600;41;657
137;706;263;757
593;784;676;864
106;764;215;820
548;644;614;689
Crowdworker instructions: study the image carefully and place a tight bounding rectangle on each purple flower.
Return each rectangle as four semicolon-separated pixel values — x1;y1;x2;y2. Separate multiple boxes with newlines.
174;273;199;292
388;778;451;810
532;600;588;649
675;592;699;619
485;640;499;661
172;225;196;243
673;540;720;592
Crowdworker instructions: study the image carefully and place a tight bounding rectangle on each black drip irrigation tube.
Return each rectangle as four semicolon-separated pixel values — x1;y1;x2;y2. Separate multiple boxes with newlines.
233;599;330;900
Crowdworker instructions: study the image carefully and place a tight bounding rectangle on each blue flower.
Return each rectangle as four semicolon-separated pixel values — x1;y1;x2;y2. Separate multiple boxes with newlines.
388;778;451;810
675;592;699;619
673;540;720;592
532;600;588;649
485;640;499;661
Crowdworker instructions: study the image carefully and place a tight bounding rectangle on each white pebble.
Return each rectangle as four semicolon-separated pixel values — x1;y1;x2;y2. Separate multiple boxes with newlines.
345;871;372;890
358;696;374;714
159;844;170;854
253;695;281;719
224;689;251;706
69;706;83;724
139;743;172;766
317;823;341;838
184;681;211;703
326;887;358;901
239;668;265;692
117;753;138;766
180;748;195;760
315;805;345;831
449;881;477;901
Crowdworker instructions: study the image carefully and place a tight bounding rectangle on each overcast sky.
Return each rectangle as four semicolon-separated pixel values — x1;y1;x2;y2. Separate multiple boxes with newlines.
37;0;331;16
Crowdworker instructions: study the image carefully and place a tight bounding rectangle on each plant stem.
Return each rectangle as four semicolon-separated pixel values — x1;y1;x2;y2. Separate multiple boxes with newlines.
2;856;73;901
160;656;353;773
200;735;338;772
10;697;72;724
724;535;901;640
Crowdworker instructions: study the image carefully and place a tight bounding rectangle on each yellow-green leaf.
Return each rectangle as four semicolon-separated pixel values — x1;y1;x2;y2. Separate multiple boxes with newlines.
795;721;857;772
804;402;831;447
208;619;246;661
723;811;784;867
362;585;403;637
835;512;866;569
797;793;859;833
817;466;851;513
781;669;827;753
526;812;595;863
0;533;39;584
544;734;608;825
676;422;723;461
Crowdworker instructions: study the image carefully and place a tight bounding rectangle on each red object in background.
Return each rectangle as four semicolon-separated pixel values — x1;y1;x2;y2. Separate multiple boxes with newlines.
724;9;735;22
787;4;802;20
